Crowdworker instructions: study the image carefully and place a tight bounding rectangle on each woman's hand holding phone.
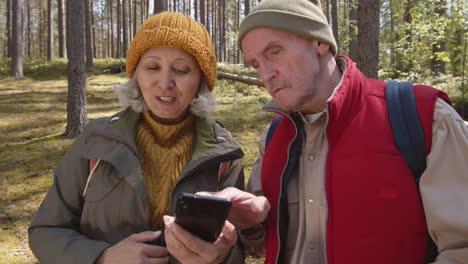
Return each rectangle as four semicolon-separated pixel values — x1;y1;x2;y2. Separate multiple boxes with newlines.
163;215;237;264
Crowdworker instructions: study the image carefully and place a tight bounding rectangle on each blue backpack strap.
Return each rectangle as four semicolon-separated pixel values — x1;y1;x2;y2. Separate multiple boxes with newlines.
265;115;283;148
386;80;438;263
385;80;426;182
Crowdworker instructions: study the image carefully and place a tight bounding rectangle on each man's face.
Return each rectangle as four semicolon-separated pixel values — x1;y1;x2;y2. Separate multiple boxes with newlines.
242;28;327;114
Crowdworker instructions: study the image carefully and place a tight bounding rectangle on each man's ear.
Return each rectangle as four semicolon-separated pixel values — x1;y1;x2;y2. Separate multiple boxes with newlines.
317;42;330;55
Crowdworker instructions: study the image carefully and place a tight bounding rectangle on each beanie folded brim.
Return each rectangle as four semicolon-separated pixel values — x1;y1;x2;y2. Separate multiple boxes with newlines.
239;11;337;55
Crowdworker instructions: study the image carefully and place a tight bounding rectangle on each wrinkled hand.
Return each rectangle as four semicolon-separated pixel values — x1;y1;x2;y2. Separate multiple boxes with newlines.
163;215;237;264
197;187;270;230
97;231;169;264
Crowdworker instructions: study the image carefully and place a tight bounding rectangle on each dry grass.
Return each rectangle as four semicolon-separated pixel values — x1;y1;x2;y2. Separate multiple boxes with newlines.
0;62;269;263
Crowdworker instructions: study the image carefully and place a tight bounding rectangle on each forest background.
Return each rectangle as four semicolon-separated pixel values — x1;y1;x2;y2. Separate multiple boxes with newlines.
0;0;467;263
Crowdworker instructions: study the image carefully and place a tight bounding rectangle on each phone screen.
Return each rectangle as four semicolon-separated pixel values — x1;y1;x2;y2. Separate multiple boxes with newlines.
175;193;232;242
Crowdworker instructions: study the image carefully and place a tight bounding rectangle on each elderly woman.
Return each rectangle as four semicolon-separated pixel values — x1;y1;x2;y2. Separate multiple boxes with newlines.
28;12;245;264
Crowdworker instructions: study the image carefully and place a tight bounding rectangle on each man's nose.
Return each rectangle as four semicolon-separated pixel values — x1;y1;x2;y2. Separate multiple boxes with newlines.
258;64;276;84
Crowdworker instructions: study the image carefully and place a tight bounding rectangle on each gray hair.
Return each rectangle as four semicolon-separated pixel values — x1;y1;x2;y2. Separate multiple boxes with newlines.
113;75;217;117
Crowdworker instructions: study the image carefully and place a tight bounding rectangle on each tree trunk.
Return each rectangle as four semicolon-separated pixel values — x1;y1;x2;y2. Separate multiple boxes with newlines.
27;0;32;58
110;0;115;58
6;0;12;58
107;0;111;57
66;0;87;138
122;0;128;57
348;0;358;61
244;0;249;17
133;0;137;36
356;0;380;78
154;0;164;14
128;0;132;38
85;0;94;70
194;0;198;21
39;0;46;58
91;0;97;58
331;0;338;49
200;0;205;25
236;0;240;63
47;0;54;60
117;0;121;57
11;0;24;79
58;0;66;58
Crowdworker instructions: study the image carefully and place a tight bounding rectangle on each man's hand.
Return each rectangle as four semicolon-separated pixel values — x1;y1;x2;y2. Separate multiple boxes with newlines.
163;215;237;264
97;231;169;264
197;187;270;230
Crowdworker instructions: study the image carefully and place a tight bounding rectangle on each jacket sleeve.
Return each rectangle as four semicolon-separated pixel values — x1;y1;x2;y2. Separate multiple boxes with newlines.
28;129;111;264
420;99;468;264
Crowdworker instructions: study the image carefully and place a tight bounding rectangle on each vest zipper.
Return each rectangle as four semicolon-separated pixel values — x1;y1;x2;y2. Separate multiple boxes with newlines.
323;106;330;264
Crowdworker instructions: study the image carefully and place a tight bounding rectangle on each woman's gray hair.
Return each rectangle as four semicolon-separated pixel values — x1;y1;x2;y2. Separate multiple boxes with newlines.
113;75;217;118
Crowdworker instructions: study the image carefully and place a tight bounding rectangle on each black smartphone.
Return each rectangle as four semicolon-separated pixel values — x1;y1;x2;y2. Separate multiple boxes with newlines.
175;192;232;242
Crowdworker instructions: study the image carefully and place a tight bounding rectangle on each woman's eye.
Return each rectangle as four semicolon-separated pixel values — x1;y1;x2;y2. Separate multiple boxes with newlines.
146;66;159;71
271;48;280;55
174;68;190;74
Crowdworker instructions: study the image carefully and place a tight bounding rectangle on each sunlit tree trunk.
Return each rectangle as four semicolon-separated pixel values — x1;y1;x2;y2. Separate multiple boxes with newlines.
66;0;87;138
58;0;66;58
11;0;24;79
85;0;94;70
356;0;380;78
47;0;54;61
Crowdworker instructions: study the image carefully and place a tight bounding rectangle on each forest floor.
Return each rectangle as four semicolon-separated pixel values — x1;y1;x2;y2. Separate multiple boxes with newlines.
0;61;271;263
0;59;466;263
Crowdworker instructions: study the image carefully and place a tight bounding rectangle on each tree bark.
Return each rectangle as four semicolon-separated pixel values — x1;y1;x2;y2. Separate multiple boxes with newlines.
27;0;32;58
47;0;54;60
200;0;205;25
66;0;87;138
6;0;12;58
331;0;339;49
91;0;97;58
356;0;380;78
244;0;249;17
122;0;128;57
133;0;137;37
348;0;358;61
85;0;94;70
58;0;66;58
217;71;264;87
154;0;164;14
11;0;24;79
117;0;121;57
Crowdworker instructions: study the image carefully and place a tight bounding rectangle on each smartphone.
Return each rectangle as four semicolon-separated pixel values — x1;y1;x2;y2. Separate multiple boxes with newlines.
175;192;232;242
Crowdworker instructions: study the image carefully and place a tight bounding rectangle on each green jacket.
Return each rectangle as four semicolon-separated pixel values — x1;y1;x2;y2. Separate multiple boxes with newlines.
29;108;245;264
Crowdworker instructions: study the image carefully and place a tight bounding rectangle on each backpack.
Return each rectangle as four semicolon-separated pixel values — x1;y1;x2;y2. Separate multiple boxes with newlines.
265;80;437;262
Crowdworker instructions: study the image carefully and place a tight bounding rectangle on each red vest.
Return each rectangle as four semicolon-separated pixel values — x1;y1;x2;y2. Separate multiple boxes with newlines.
261;56;450;264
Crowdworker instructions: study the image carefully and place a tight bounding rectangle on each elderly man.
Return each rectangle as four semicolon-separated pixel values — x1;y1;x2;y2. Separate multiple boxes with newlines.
211;0;468;264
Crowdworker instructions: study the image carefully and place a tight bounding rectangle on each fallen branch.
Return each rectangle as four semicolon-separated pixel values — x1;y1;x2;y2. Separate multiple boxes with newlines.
217;71;264;87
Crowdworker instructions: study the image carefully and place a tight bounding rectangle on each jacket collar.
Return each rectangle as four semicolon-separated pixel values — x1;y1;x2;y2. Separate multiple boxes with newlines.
87;108;243;174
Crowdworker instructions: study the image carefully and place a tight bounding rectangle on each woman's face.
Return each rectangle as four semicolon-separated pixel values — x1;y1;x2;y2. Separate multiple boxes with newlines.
136;46;202;123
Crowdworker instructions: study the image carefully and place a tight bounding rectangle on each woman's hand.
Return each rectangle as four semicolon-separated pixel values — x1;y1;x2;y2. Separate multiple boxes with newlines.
97;231;169;264
163;215;237;264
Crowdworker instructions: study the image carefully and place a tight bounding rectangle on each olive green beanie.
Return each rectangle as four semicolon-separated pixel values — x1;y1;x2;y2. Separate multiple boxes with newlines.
238;0;337;55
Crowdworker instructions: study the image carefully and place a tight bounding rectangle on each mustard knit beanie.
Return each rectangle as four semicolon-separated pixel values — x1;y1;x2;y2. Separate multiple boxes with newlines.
126;11;217;90
238;0;337;55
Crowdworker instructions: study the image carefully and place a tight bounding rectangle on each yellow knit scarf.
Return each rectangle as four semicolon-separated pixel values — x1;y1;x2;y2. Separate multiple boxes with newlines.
136;111;194;230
